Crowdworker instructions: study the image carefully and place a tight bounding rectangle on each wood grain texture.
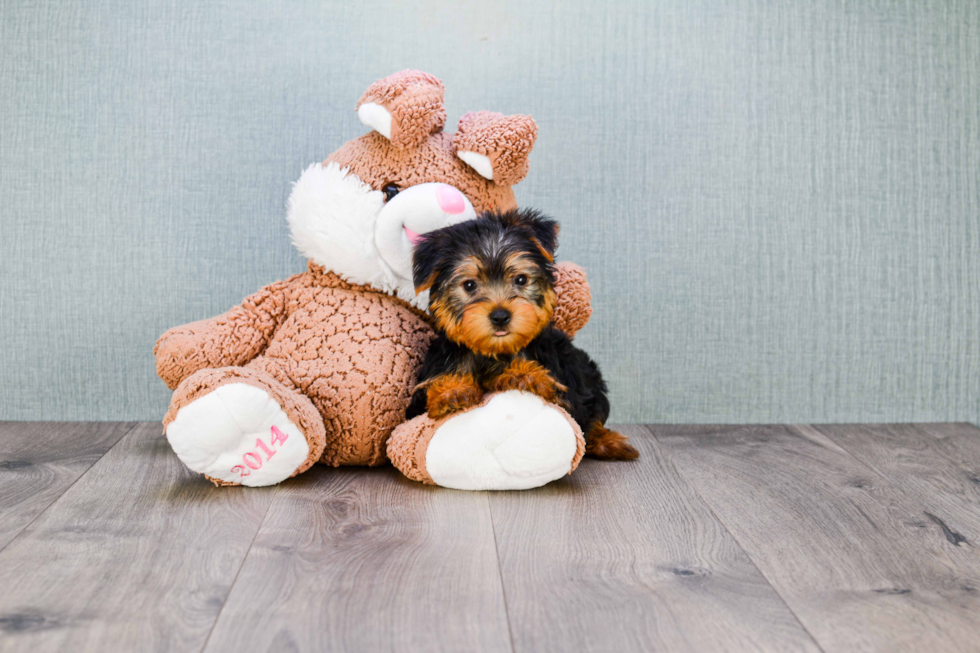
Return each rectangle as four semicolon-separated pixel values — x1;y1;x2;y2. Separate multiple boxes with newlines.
653;424;980;652
814;423;980;544
0;423;277;652
0;421;134;551
5;421;980;651
488;426;819;653
202;465;512;653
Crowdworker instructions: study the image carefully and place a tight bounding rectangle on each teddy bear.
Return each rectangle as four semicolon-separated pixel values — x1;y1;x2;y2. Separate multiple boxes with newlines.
154;70;594;490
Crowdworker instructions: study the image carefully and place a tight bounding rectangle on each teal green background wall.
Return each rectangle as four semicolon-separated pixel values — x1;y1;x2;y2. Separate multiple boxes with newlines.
2;0;978;423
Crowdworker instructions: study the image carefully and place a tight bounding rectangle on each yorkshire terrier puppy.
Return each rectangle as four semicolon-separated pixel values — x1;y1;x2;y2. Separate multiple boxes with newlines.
406;209;638;461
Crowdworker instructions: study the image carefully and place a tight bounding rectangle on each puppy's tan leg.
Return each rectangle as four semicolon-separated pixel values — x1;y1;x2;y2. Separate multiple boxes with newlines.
585;423;639;460
426;373;484;419
489;358;567;404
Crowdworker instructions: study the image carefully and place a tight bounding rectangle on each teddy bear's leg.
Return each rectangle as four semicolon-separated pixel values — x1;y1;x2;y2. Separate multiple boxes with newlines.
163;367;326;487
387;391;586;490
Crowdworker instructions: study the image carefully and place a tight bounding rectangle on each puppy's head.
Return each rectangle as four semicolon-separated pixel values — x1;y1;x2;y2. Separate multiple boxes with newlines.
413;209;559;356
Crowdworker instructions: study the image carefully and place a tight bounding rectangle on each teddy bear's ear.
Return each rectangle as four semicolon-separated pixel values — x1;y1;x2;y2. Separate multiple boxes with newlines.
357;70;447;149
453;112;538;186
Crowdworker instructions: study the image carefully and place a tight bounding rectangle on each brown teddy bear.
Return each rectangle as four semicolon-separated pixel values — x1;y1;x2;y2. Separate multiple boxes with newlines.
155;70;593;489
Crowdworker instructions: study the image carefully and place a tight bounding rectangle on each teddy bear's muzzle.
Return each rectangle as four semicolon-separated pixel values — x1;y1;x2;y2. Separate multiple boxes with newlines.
374;182;476;280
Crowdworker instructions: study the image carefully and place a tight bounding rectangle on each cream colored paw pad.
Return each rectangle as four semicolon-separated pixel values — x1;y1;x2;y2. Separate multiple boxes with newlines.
166;383;309;487
425;391;579;491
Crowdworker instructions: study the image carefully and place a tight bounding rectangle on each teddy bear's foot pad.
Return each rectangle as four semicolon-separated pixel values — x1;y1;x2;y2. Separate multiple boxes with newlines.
425;391;580;490
166;383;310;487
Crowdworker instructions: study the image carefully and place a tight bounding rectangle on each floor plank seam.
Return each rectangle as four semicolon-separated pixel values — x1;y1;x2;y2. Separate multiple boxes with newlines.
642;425;829;653
0;421;138;557
198;483;281;653
486;492;518;653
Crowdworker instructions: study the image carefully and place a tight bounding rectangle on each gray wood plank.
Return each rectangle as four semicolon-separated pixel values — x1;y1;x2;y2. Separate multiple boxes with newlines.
0;422;278;652
202;465;512;653
654;424;980;652
814;423;980;544
0;421;134;551
488;425;820;653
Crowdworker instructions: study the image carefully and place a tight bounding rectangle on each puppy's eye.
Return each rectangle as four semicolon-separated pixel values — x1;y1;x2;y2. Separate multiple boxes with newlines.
514;274;528;287
462;280;478;293
382;184;400;202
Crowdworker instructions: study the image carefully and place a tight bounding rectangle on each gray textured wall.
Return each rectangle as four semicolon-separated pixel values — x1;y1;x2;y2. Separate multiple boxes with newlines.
1;0;978;423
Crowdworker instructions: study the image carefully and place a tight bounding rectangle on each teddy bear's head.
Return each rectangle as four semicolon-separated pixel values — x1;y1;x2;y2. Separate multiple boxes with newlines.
287;70;538;308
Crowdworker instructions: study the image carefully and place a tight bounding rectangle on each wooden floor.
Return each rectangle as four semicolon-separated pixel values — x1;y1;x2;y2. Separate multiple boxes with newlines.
1;423;979;652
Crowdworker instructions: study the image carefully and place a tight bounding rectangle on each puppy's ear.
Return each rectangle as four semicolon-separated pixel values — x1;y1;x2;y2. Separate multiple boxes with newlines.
412;233;444;294
528;214;559;262
499;209;559;262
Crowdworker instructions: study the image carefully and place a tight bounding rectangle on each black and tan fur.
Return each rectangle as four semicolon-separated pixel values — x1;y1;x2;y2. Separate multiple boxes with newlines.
406;209;638;461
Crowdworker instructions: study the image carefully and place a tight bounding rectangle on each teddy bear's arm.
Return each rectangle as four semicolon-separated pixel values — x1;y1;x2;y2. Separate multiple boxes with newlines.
551;262;592;338
154;277;296;390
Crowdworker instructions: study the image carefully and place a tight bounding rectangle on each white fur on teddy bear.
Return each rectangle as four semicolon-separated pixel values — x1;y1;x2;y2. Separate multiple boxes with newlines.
166;383;310;487
425;391;580;491
287;162;475;310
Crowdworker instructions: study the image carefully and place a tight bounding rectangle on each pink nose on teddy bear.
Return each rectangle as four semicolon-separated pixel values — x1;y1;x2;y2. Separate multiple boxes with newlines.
436;185;466;214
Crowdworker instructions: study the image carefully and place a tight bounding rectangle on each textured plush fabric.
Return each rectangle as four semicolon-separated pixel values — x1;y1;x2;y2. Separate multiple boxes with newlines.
2;1;979;424
159;264;436;467
327;132;518;216
357;70;447;150
385;412;437;485
550;262;592;339
155;278;295;390
453;111;538;186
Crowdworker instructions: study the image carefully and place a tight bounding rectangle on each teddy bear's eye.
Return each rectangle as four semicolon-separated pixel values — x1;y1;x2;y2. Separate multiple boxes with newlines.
382;184;401;203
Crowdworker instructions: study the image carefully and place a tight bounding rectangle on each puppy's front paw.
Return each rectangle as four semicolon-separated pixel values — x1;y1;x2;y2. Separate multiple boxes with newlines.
426;373;484;419
490;359;567;404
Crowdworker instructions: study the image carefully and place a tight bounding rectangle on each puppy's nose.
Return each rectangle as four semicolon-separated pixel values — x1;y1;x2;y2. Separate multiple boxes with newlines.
489;308;511;328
